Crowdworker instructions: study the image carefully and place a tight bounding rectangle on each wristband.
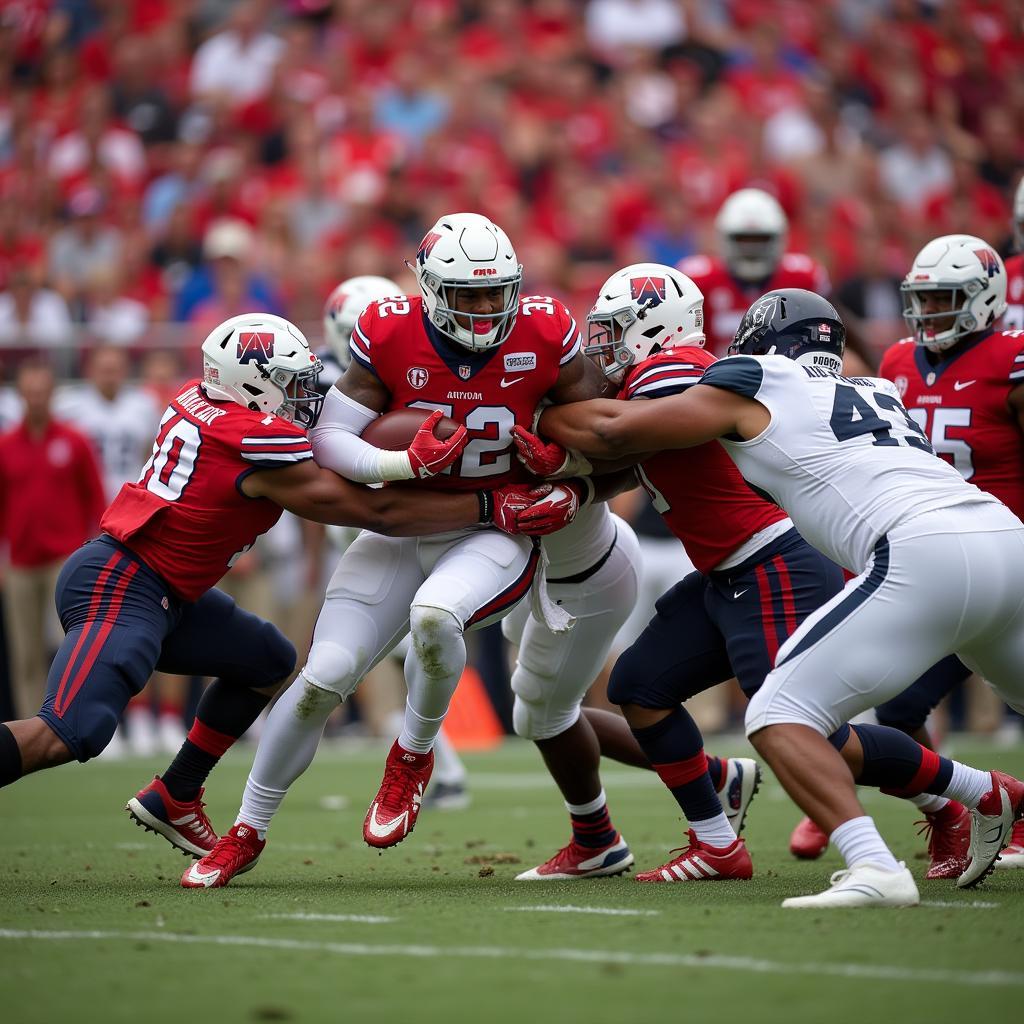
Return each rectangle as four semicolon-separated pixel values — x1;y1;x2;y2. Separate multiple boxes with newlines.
477;490;494;523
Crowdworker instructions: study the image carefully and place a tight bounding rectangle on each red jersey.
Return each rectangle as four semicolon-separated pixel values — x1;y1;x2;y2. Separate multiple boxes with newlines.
1004;253;1024;332
879;330;1024;518
678;253;831;357
620;347;788;573
351;294;579;491
101;380;313;601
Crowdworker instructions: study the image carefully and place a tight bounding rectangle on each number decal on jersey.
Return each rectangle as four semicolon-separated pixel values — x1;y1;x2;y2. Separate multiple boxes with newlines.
520;296;556;317
376;299;411;317
908;407;974;478
408;401;515;478
636;464;671;513
829;385;932;452
139;413;202;500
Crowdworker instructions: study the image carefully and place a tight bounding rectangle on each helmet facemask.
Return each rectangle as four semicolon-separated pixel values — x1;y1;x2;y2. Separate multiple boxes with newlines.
585;304;656;385
901;282;984;353
425;275;522;352
723;232;784;283
277;362;324;428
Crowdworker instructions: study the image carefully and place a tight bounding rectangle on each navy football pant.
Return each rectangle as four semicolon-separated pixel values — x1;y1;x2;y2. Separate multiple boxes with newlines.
37;536;295;762
609;529;844;708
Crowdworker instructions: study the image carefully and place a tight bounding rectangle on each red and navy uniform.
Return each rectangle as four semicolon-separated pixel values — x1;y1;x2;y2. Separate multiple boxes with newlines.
678;253;831;357
350;294;579;490
608;346;845;703
874;328;1024;731
1005;253;1024;332
37;381;304;761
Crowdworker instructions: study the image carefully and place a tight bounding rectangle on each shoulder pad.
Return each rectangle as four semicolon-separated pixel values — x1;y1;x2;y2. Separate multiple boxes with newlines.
699;355;765;399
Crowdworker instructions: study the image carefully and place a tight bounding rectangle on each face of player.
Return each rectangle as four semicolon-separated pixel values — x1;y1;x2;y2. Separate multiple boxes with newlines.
448;285;506;338
917;289;959;336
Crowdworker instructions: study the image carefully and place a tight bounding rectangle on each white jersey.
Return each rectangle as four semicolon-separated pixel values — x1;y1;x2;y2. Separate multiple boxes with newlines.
54;384;161;500
702;355;1000;572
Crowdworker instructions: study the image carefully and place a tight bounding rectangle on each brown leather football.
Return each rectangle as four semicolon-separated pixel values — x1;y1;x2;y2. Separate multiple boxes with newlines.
360;407;460;450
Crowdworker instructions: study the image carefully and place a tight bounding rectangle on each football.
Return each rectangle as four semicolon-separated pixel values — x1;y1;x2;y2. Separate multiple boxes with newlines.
360;407;461;450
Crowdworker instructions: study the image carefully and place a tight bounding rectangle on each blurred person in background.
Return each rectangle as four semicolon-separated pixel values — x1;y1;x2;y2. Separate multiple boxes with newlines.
0;360;105;718
82;267;150;347
0;267;72;350
47;186;122;314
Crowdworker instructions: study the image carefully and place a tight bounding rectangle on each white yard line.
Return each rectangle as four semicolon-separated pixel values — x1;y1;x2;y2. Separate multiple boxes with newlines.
504;905;660;917
1;930;1021;988
260;913;394;924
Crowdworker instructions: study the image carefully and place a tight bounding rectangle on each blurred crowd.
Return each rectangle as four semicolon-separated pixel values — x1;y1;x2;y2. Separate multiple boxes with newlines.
0;0;1022;745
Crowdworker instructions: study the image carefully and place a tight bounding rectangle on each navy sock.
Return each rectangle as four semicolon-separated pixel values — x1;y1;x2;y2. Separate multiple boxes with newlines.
851;723;954;796
0;723;22;788
570;804;617;849
162;682;271;801
631;707;721;822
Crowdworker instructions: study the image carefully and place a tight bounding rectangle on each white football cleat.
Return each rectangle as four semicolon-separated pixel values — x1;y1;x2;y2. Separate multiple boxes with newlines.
995;820;1024;870
957;771;1024;888
781;862;919;909
719;757;761;835
515;834;633;880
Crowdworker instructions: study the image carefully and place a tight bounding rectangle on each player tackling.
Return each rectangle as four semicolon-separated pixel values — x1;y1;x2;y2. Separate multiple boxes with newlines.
540;286;1024;908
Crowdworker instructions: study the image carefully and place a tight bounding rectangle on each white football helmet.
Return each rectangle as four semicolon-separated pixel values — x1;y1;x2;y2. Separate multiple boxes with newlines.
585;263;705;384
201;312;324;428
1013;176;1024;252
901;234;1007;352
322;275;400;367
715;188;788;283
411;212;522;352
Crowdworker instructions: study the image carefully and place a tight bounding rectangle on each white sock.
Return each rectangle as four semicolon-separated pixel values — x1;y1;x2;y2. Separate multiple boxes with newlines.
565;788;606;816
690;811;738;849
432;727;466;785
398;700;445;755
907;792;949;814
941;761;992;808
236;677;340;837
830;816;901;872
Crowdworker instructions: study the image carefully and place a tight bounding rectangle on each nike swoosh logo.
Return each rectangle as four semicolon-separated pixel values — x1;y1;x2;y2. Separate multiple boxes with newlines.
953;380;976;391
733;589;749;599
185;863;221;886
500;377;525;388
366;802;408;838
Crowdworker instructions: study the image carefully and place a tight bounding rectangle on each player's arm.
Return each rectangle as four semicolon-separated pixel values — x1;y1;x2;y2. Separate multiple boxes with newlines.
242;459;490;536
539;384;766;459
311;361;467;483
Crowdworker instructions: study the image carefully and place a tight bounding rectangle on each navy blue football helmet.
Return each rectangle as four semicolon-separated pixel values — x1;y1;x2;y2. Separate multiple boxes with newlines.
729;289;845;370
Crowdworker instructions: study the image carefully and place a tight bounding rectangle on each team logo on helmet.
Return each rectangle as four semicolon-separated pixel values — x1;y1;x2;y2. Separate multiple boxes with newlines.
237;331;275;365
407;367;429;389
630;276;667;309
974;247;1001;278
416;231;443;266
751;294;781;328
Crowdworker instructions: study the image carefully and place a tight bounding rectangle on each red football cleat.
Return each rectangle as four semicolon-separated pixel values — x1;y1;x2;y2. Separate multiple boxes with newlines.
636;831;753;882
126;776;217;858
996;818;1024;871
515;834;633;880
180;823;265;889
958;770;1024;889
363;740;433;849
789;816;829;860
918;801;970;880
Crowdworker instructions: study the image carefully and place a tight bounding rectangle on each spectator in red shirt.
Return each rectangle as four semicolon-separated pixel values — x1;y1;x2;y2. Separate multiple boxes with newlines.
0;361;106;717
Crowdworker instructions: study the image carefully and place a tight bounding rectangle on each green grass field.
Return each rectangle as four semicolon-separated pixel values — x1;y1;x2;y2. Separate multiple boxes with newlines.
2;737;1023;1024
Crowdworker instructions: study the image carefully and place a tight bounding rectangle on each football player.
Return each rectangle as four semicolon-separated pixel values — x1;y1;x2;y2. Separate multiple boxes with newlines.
539;288;1024;908
1003;177;1024;330
0;313;539;846
791;233;1024;871
182;213;613;888
679;188;831;357
516;264;970;883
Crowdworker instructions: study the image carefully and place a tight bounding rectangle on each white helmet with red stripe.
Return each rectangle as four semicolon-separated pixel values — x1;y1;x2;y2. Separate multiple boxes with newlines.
201;312;324;428
901;234;1007;352
412;212;522;352
322;275;401;367
715;188;788;282
585;263;705;384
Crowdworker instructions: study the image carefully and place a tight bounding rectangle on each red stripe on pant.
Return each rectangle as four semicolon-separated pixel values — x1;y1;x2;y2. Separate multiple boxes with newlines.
465;545;541;629
53;553;123;715
753;563;779;663
883;746;942;797
771;555;798;637
654;751;709;789
55;563;140;718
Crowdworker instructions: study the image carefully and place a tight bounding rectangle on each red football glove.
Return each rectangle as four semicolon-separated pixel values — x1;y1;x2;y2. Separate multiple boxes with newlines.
484;484;551;534
515;479;590;535
407;410;469;479
511;424;569;477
